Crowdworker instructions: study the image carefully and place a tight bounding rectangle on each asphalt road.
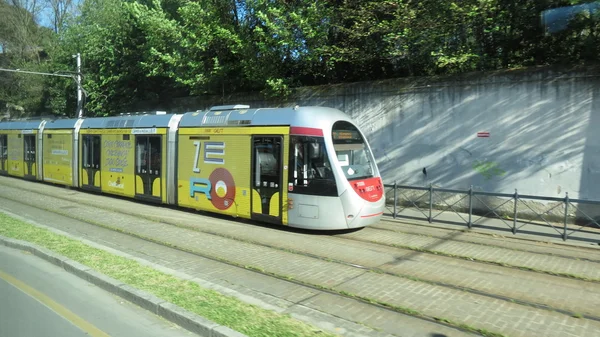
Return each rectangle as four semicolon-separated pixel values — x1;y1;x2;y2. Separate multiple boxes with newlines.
0;245;197;337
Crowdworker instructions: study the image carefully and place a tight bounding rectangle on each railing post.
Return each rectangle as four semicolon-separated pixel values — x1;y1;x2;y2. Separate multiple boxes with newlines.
468;185;473;229
428;184;433;223
393;181;397;219
513;189;518;235
563;192;569;241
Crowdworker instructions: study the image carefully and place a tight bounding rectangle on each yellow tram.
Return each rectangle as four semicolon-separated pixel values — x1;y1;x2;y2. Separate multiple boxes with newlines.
0;105;384;230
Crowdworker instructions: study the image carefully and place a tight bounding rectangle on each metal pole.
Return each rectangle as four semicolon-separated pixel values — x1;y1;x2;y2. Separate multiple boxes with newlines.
513;189;518;234
0;67;85;118
428;184;433;223
75;53;83;118
468;185;473;228
393;181;397;219
563;192;569;241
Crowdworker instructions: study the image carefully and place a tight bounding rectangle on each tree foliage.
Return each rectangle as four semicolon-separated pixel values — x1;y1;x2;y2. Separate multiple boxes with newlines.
1;0;600;116
0;0;57;115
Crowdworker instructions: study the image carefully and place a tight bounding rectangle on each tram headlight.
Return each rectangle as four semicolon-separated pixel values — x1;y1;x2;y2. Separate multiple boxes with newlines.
287;198;294;209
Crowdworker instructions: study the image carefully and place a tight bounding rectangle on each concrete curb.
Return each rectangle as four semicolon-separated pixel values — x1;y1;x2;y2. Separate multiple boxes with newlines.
0;209;286;314
0;235;248;337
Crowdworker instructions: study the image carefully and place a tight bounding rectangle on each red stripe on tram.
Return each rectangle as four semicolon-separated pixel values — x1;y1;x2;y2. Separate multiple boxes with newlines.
290;127;324;137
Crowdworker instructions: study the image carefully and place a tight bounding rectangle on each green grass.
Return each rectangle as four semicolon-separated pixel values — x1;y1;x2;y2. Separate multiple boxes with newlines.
0;212;337;337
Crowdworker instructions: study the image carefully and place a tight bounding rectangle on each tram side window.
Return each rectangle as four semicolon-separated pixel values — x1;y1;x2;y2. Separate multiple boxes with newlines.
0;135;7;159
24;135;35;162
93;137;100;167
136;136;161;175
149;137;161;175
254;137;281;188
83;136;101;169
83;136;91;168
83;137;89;168
288;136;337;196
136;138;146;174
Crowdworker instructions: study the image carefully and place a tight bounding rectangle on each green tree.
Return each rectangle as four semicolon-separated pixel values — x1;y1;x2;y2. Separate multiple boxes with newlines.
34;0;600;116
0;0;57;115
47;0;183;116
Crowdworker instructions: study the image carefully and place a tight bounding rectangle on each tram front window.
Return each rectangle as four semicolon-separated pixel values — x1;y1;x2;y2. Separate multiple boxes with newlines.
289;136;337;196
331;121;375;181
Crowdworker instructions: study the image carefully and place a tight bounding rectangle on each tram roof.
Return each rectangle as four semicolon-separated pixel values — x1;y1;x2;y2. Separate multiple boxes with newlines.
179;105;351;129
1;105;356;132
80;112;176;129
0;120;45;130
43;118;81;129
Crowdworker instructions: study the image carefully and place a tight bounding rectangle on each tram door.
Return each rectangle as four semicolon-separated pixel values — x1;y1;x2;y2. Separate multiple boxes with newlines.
0;135;7;175
81;135;101;190
251;136;283;223
23;134;36;180
135;135;162;201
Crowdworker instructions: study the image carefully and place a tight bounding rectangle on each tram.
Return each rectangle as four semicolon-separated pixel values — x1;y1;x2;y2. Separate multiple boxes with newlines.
0;105;384;230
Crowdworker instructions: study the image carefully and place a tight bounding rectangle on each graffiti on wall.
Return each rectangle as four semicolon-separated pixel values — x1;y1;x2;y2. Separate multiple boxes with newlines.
472;160;506;180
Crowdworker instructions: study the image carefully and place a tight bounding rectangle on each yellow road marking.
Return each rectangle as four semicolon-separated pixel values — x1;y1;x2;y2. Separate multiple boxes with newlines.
0;269;111;337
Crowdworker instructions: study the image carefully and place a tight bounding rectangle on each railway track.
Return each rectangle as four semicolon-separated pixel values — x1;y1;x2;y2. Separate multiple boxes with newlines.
0;177;475;337
1;176;600;337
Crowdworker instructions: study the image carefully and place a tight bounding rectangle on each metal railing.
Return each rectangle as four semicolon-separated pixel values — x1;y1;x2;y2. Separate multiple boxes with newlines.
383;183;600;242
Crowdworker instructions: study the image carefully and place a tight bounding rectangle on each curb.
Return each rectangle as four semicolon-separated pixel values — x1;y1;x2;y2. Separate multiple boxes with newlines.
0;235;248;337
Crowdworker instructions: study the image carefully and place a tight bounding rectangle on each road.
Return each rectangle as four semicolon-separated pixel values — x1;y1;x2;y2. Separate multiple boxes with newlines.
0;245;196;337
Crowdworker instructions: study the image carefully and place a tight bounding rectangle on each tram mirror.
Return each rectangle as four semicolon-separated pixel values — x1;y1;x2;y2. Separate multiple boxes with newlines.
308;143;321;159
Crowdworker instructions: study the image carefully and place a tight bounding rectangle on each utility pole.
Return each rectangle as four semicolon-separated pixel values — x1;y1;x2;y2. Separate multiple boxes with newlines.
74;53;83;118
0;53;86;118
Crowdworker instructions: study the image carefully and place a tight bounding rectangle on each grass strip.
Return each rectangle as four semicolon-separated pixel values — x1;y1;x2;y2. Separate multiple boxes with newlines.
0;212;337;337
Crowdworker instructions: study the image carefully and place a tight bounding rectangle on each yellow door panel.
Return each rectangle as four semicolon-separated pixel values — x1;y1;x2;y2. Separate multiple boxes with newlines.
152;178;161;198
136;175;144;194
81;170;88;187
133;134;163;201
252;189;262;214
269;191;280;217
94;171;101;188
22;133;36;178
79;133;101;189
250;132;290;224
